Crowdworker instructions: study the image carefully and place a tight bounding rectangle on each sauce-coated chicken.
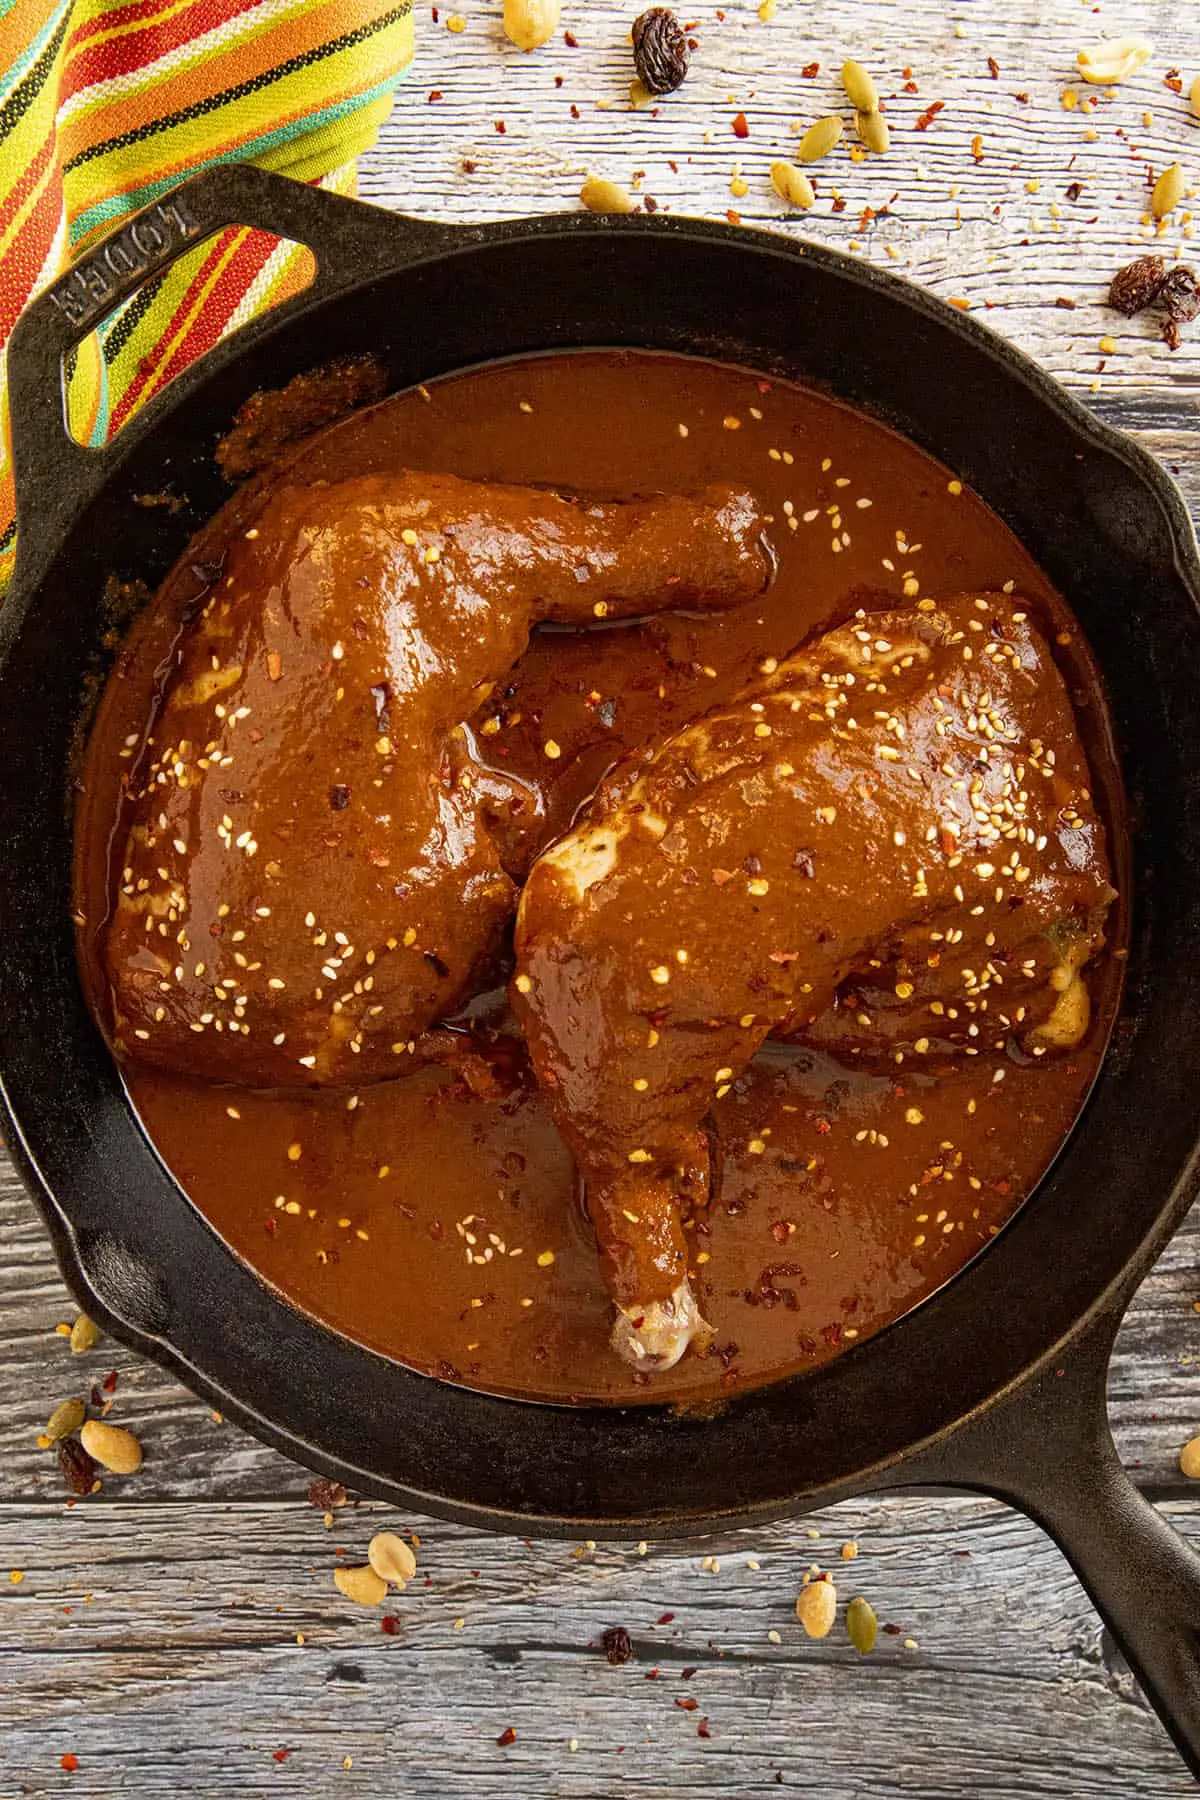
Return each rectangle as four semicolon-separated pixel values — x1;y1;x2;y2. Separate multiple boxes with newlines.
512;595;1115;1370
105;471;770;1085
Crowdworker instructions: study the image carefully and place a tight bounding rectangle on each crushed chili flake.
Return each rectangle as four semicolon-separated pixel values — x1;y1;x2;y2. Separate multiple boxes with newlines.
987;55;1000;78
675;1696;699;1711
101;1370;118;1393
903;79;919;94
61;1755;79;1773
428;89;443;102
831;196;847;213
726;209;742;225
698;1717;712;1738
657;1611;675;1624
272;1750;290;1764
801;60;819;77
496;1726;517;1747
494;119;506;134
1055;297;1077;310
731;111;749;137
1164;69;1183;94
380;1614;399;1634
563;28;577;45
914;101;944;130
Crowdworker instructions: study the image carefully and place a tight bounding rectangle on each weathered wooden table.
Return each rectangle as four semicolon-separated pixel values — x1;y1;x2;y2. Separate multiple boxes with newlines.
4;3;1200;1793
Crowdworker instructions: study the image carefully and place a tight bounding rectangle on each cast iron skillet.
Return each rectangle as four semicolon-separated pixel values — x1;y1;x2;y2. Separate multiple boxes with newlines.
3;163;1200;1769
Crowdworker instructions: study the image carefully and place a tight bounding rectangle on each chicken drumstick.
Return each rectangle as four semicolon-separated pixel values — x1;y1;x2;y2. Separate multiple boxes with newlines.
106;470;769;1085
512;595;1115;1371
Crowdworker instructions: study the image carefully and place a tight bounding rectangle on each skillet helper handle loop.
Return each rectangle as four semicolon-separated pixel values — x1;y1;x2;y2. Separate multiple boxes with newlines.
6;164;453;586
913;1319;1200;1778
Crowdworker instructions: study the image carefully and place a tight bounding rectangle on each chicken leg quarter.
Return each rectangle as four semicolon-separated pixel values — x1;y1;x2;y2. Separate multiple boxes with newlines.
512;595;1115;1371
105;470;770;1085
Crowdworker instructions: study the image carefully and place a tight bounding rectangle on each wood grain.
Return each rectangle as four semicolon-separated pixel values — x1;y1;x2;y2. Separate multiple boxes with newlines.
3;2;1200;1793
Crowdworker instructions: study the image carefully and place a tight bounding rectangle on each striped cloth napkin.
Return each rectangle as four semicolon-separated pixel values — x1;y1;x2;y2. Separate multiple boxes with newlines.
0;0;415;595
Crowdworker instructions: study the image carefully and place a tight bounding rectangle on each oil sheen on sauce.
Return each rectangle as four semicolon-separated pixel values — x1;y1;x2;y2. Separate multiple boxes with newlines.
74;351;1124;1405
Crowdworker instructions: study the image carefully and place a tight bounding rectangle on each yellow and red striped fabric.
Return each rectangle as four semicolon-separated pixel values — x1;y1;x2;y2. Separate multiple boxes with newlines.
0;0;414;592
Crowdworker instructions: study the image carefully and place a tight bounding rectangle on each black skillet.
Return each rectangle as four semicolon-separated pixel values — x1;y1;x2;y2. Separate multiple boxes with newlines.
3;163;1200;1771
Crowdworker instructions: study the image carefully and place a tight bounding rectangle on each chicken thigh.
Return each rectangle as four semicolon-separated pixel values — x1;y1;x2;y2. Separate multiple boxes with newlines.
512;595;1115;1370
106;470;770;1085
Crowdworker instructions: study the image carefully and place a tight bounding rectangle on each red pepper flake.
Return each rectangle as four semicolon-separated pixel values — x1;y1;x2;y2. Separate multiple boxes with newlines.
731;111;749;138
801;60;819;78
971;134;984;163
947;296;971;311
830;196;847;213
563;28;577;45
903;79;919;94
60;1755;79;1773
431;4;438;16
726;209;742;225
681;1666;697;1679
987;55;1000;78
1164;68;1183;94
428;89;443;102
914;100;944;130
380;1614;399;1634
1064;181;1082;202
462;158;477;173
1055;296;1077;309
698;1718;712;1738
496;1726;517;1747
815;1116;831;1135
570;103;580;119
645;1666;661;1679
657;1611;675;1624
675;1696;699;1711
554;73;563;86
272;1750;290;1763
883;1622;903;1635
494;119;506;134
101;1370;118;1393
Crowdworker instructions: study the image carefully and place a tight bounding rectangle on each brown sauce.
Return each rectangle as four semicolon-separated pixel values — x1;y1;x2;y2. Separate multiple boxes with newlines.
74;351;1124;1405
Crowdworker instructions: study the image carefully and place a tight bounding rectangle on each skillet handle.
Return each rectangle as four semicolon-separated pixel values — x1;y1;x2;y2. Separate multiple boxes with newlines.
905;1311;1200;1777
6;163;454;591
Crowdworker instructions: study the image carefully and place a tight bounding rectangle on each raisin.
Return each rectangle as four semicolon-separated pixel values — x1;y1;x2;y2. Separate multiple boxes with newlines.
1159;265;1200;326
1107;254;1166;317
602;1624;634;1664
58;1436;97;1496
632;7;689;94
307;1475;348;1510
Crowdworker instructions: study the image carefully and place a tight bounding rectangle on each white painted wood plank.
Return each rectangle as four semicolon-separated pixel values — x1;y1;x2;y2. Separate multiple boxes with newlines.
1;1493;1198;1797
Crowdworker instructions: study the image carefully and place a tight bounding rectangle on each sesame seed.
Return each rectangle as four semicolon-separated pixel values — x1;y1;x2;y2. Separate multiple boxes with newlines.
543;739;562;759
515;974;533;994
650;965;671;985
536;1250;555;1267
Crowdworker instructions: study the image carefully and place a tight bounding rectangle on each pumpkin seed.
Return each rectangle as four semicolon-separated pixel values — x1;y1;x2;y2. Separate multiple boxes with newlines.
1152;162;1186;220
69;1314;100;1355
580;175;638;215
770;161;815;209
46;1398;86;1443
334;1563;388;1607
368;1531;417;1586
841;60;879;114
1077;35;1152;86
795;1575;837;1637
503;0;560;52
855;109;890;154
796;115;844;164
1179;1434;1200;1478
846;1595;879;1654
80;1419;142;1474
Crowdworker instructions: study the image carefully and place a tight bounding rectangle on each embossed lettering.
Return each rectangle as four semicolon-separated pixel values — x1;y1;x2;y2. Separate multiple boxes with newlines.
45;195;205;334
